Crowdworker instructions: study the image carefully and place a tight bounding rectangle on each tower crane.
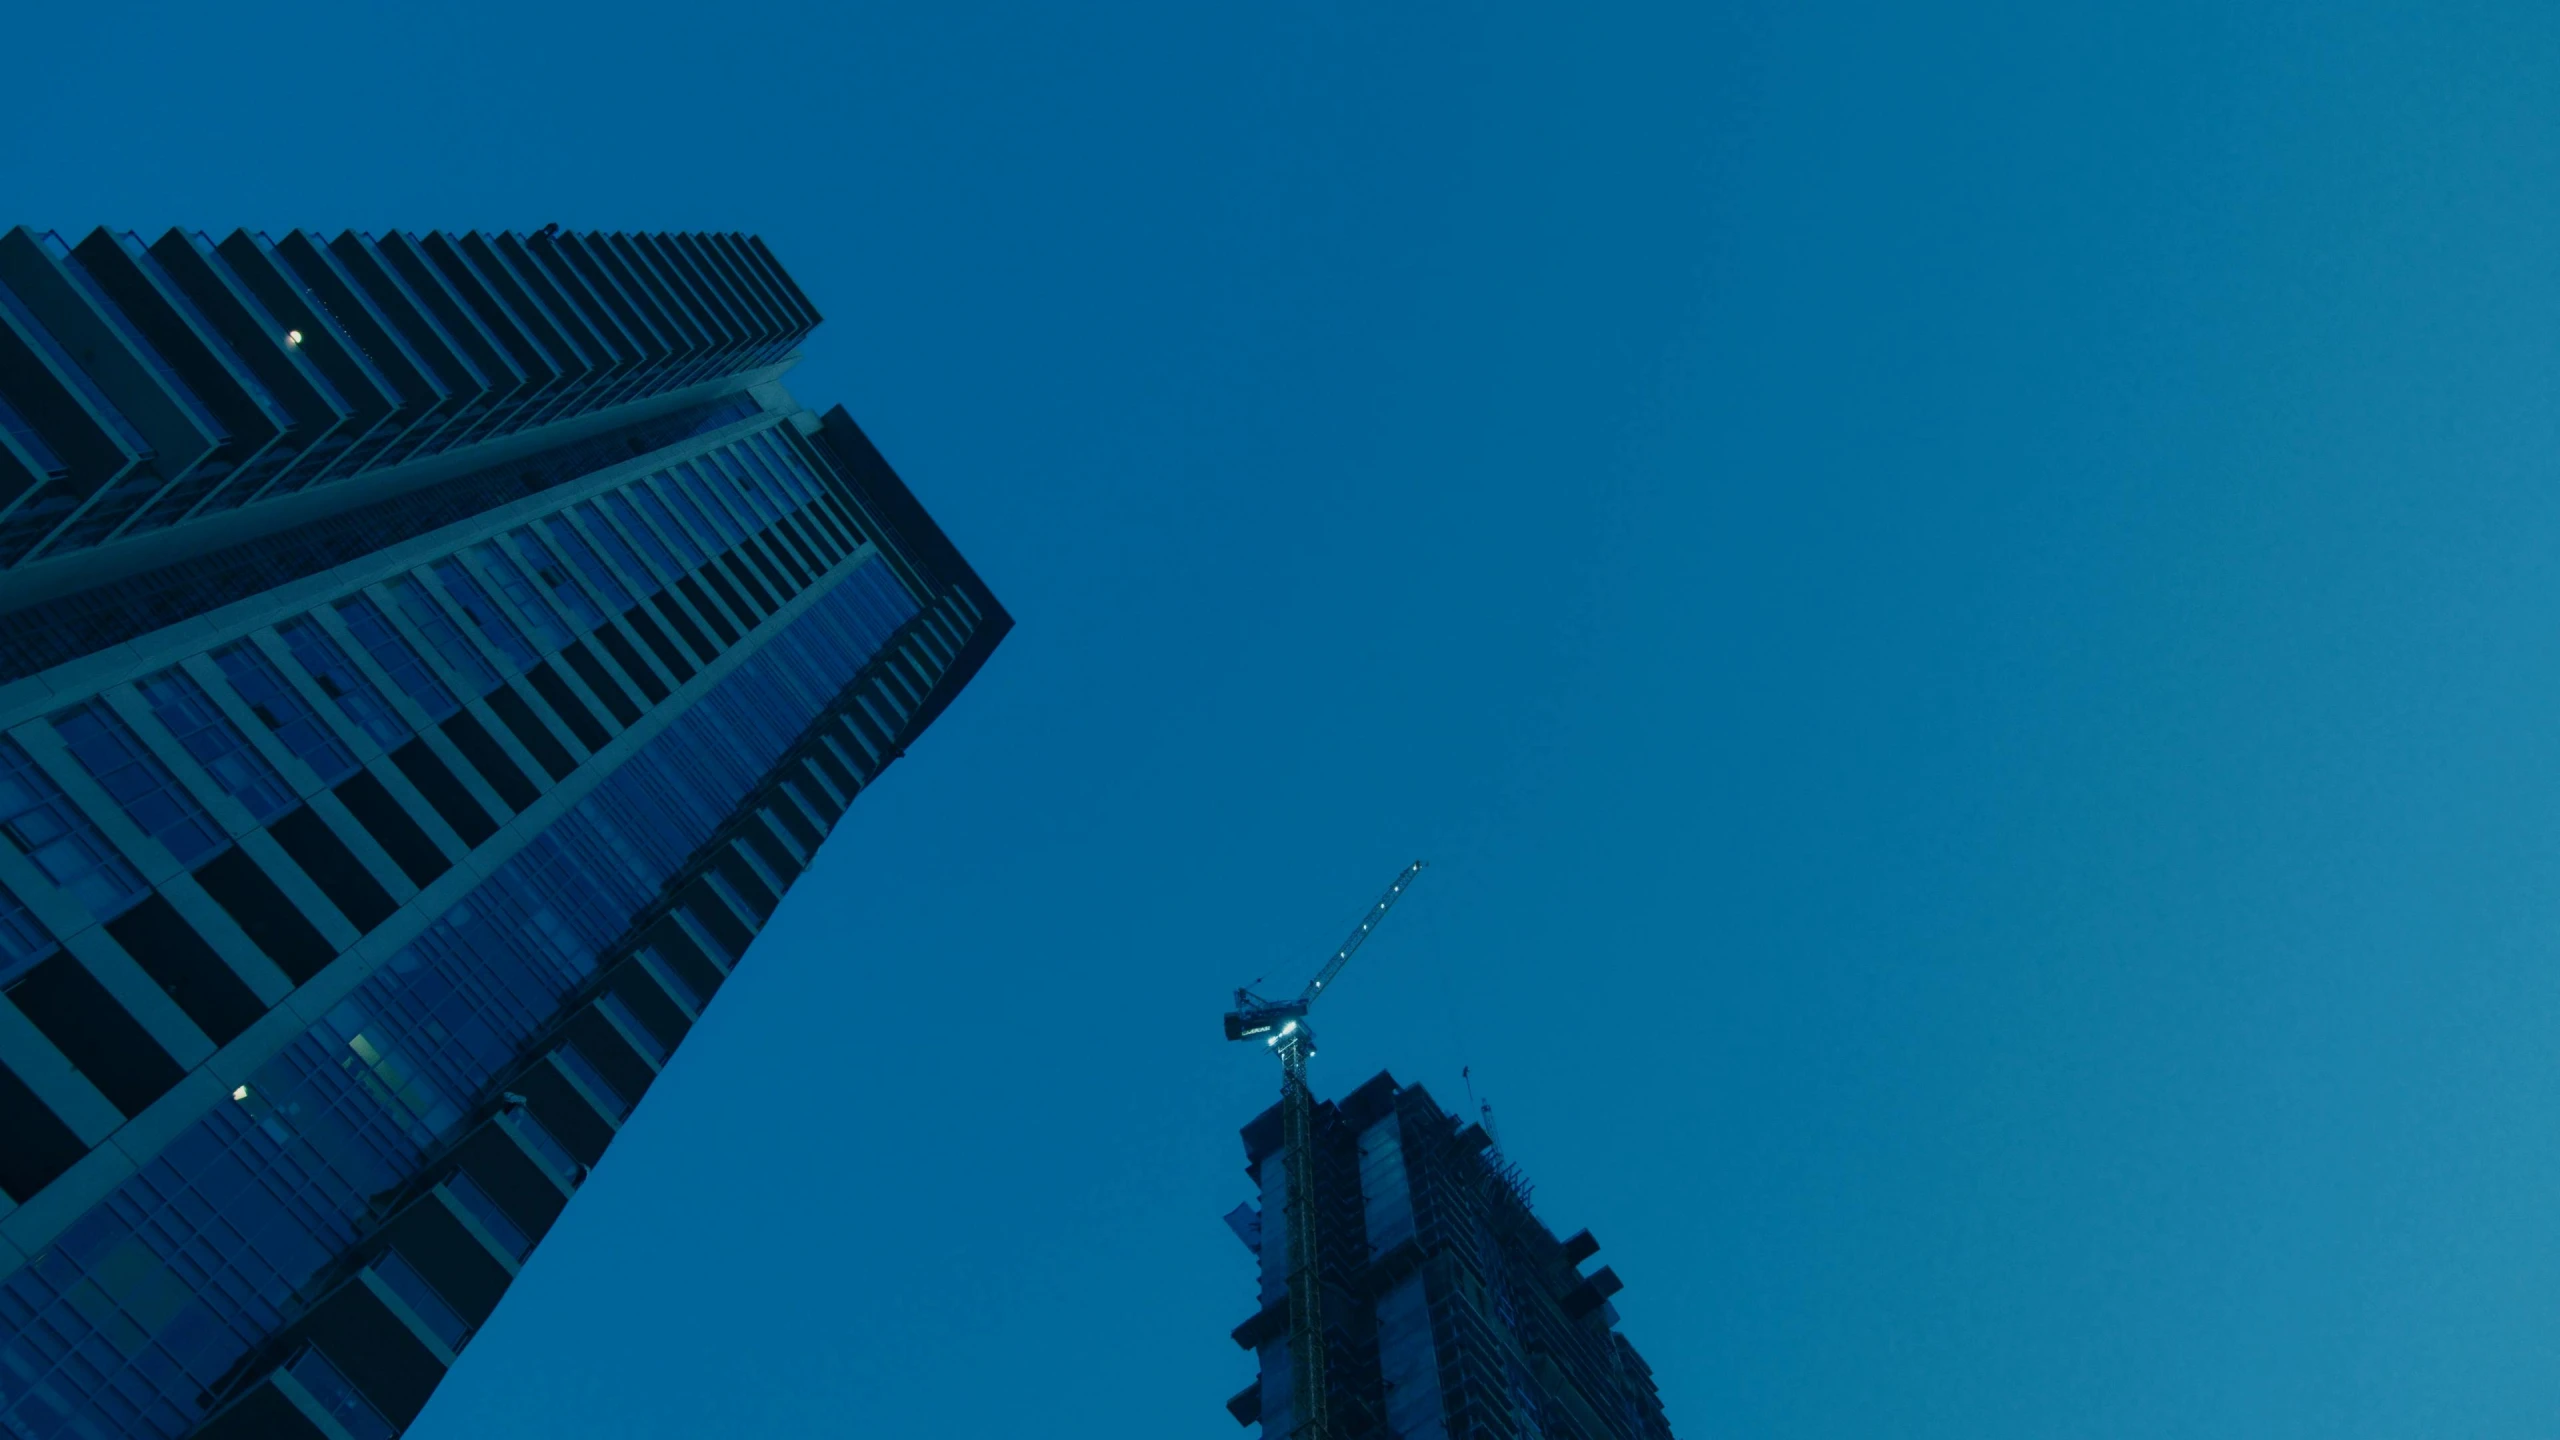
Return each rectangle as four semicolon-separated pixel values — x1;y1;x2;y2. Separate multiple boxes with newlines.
1225;860;1427;1440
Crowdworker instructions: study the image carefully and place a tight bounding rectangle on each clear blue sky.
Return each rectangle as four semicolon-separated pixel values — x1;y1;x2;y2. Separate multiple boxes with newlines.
13;2;2560;1435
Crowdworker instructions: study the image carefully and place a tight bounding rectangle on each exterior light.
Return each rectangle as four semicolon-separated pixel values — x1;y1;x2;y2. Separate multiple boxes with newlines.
285;329;303;346
231;1085;249;1101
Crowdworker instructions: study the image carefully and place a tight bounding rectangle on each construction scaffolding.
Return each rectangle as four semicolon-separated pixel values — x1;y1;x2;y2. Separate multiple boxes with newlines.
1224;1073;1678;1440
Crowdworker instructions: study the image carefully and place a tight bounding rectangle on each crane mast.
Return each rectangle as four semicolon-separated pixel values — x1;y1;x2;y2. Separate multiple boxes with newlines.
1274;1024;1325;1440
1226;861;1426;1440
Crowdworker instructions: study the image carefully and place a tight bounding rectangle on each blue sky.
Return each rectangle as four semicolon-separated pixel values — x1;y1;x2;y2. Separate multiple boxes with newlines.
14;1;2560;1435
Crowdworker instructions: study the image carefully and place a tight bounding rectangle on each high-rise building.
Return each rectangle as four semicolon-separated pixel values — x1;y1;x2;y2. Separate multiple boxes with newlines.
1225;1072;1678;1440
0;226;1007;1438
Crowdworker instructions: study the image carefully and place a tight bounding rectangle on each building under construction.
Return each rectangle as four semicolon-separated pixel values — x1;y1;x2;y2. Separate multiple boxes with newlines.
1224;1072;1678;1440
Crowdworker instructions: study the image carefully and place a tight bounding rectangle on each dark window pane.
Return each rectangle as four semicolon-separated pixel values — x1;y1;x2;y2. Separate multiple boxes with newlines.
0;736;146;921
526;662;611;750
104;895;263;1046
386;739;496;846
0;879;60;986
386;575;497;695
0;1056;86;1201
208;641;357;784
135;668;297;822
335;592;458;720
191;847;334;983
50;700;226;865
427;559;536;673
438;712;538;811
333;771;449;888
275;617;409;748
267;806;395;932
485;686;575;782
7;953;183;1118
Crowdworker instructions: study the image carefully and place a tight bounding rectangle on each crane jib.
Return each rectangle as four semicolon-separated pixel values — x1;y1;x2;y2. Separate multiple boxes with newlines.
1219;861;1426;1040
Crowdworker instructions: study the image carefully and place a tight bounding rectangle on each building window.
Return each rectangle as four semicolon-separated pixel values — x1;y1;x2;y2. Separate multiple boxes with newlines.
671;904;733;969
595;492;684;580
441;1172;530;1260
595;990;667;1067
775;784;826;840
287;1345;394;1440
428;559;538;672
50;698;227;866
135;668;299;823
275;617;410;749
699;868;760;934
553;1043;628;1121
209;640;359;784
741;432;817;504
627;483;707;568
507;1105;581;1182
0;879;61;986
0;736;146;922
468;542;572;650
704;450;782;527
337;591;461;720
543;512;633;609
664;467;743;546
369;1248;469;1350
386;574;499;695
507;527;605;628
635;944;702;1012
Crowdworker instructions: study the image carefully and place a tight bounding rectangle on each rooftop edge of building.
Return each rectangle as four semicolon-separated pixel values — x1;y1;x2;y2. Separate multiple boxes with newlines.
808;404;1012;739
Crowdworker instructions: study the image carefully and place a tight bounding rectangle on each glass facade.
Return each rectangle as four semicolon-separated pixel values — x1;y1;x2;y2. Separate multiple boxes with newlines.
49;703;226;868
0;739;146;924
0;227;1008;1438
133;671;297;824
